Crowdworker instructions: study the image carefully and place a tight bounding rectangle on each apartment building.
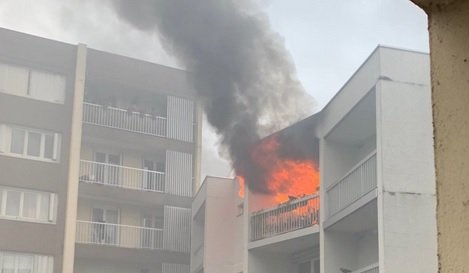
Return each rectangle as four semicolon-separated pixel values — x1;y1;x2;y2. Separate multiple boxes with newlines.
0;28;200;273
191;46;437;273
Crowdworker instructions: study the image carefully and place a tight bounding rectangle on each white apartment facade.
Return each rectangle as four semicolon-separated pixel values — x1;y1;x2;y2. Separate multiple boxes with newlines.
191;46;437;273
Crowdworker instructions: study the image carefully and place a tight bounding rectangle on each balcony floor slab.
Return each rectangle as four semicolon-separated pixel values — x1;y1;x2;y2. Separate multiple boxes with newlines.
75;243;190;265
248;225;319;254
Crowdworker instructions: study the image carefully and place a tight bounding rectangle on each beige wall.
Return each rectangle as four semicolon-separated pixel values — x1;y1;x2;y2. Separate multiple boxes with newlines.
80;144;165;169
410;1;469;271
77;198;149;226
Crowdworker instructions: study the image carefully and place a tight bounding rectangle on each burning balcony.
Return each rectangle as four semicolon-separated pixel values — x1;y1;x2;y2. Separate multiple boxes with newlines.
250;194;319;241
79;160;166;193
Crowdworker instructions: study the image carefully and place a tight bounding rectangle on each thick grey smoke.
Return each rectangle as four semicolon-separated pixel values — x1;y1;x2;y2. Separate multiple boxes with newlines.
109;0;314;192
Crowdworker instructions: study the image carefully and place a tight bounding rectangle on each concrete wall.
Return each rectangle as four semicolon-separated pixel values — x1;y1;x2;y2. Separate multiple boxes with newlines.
75;259;157;273
356;231;378;269
356;136;376;161
248;251;295;273
409;1;469;271
77;198;162;226
321;141;358;188
323;230;378;273
0;27;81;273
376;79;437;273
323;231;357;273
80;144;165;169
379;47;430;85
318;49;380;138
203;177;243;273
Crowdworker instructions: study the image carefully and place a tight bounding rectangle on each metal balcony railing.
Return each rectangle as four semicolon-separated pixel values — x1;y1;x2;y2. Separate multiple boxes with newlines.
250;194;320;241
79;160;165;193
83;102;167;137
326;151;377;217
352;263;379;273
76;220;163;250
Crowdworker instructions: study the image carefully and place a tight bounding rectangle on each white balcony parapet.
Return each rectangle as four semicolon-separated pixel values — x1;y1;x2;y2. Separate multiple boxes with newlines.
326;151;377;217
76;220;163;250
79;160;165;193
351;263;379;273
250;194;320;241
83;102;167;137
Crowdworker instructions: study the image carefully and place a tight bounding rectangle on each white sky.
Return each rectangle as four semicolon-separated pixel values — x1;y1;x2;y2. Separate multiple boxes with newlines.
0;0;429;179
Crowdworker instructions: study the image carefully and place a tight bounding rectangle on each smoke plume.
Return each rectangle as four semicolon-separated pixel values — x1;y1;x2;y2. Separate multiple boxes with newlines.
109;0;315;193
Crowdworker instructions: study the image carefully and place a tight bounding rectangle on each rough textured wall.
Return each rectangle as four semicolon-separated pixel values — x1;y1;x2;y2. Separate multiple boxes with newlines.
411;0;469;272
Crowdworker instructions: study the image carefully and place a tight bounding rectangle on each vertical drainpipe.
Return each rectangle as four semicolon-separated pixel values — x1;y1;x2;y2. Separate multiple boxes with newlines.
62;43;87;273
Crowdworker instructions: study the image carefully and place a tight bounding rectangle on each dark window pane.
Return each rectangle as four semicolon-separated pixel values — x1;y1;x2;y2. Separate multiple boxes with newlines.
6;191;21;216
44;134;54;159
39;193;50;220
10;128;25;154
27;131;41;157
23;192;37;218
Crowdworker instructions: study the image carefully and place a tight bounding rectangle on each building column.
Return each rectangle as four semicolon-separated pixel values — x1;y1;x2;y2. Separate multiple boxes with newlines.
62;44;87;273
409;1;469;272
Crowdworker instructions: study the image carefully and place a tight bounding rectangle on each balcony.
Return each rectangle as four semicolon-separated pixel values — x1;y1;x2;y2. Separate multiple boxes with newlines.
326;151;377;217
83;102;167;137
250;194;320;241
76;220;163;250
79;160;165;193
352;263;379;273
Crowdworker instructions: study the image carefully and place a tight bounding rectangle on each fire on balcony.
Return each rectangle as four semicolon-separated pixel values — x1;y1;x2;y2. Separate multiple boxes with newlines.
237;117;320;206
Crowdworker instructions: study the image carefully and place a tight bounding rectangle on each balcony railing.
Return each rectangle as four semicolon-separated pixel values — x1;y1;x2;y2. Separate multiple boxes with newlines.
326;151;377;217
76;220;163;250
250;194;320;241
79;160;165;193
83;102;167;137
352;263;379;273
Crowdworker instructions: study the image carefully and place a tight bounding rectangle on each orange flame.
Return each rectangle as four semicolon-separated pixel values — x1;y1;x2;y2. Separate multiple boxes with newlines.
238;135;319;204
237;176;245;198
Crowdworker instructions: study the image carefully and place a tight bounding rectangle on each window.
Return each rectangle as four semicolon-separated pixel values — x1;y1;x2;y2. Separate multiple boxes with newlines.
0;124;61;162
0;187;57;223
0;63;29;97
0;62;65;104
0;252;53;273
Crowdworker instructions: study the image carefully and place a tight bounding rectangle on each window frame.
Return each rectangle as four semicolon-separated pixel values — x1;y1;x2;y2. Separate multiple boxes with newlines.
0;62;66;104
0;251;53;273
0;186;57;224
0;124;61;163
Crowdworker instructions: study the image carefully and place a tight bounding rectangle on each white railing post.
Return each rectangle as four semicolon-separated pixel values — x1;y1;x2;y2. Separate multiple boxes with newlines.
83;102;167;137
79;160;165;193
249;194;320;241
76;220;163;250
